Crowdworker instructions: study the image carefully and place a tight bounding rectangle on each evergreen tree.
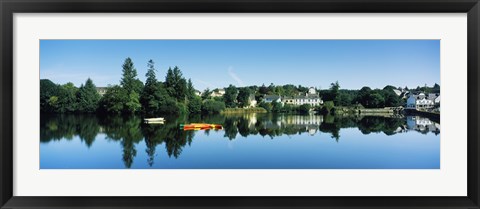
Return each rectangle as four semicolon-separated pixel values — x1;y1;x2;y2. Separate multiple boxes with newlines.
77;78;101;112
187;79;196;100
119;58;143;113
120;57;143;94
330;81;340;105
165;66;187;101
201;88;211;100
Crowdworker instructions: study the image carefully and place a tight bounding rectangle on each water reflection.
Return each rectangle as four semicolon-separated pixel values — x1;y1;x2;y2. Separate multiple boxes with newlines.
40;113;440;168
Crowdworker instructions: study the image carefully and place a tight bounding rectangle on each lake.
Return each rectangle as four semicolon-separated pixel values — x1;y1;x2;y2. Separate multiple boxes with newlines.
40;113;440;169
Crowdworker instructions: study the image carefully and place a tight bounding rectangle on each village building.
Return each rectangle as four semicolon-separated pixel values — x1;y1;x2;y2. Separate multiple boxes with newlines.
210;88;225;97
282;87;323;106
406;92;440;110
263;95;282;103
393;88;410;99
194;90;202;97
406;116;440;135
248;94;257;107
96;87;108;96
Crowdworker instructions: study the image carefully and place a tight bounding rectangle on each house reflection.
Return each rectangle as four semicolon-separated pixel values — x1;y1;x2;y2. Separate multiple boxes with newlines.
406;116;440;135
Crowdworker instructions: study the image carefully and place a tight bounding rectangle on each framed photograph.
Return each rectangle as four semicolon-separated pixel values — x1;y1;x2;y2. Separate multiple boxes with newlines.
1;0;479;208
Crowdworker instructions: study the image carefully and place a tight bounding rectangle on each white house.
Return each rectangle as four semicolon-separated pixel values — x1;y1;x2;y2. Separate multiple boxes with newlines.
406;93;439;110
434;95;441;104
248;94;257;107
194;90;202;97
263;95;282;103
210;88;225;97
96;87;108;96
282;87;323;106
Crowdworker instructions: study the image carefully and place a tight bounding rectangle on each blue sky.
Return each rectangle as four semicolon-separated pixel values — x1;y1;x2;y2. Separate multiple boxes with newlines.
40;40;440;91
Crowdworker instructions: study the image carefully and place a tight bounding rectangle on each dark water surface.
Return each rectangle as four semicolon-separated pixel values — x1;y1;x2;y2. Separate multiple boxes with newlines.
40;113;440;169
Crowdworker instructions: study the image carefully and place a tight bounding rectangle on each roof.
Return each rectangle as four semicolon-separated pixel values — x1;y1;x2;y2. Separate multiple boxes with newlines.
410;93;440;100
393;89;402;95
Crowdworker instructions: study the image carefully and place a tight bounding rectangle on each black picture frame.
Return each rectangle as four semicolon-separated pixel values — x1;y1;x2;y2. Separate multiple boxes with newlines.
1;0;479;208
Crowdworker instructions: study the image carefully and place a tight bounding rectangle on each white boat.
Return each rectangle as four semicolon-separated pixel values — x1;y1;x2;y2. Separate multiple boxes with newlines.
144;117;164;121
145;120;165;124
144;118;165;123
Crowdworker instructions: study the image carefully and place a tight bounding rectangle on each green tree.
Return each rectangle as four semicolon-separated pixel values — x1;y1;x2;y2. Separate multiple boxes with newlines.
258;102;272;112
368;92;385;108
77;78;101;112
237;87;251;108
271;101;283;113
223;84;238;108
298;104;311;114
120;57;143;94
57;82;79;113
335;92;353;106
202;100;226;114
40;79;60;112
186;79;196;100
259;84;269;95
140;59;169;116
383;89;401;107
356;86;372;107
320;101;335;115
330;81;340;105
165;66;187;101
188;96;202;114
125;91;141;113
201;88;211;100
99;85;129;114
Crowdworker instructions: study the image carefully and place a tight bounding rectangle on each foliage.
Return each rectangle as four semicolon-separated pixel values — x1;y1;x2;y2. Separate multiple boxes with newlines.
201;88;211;100
223;84;238;108
319;101;335;115
201;99;226;114
237;87;251;108
271;101;283;113
40;79;60;112
99;85;129;114
125;91;142;113
55;82;79;113
120;57;143;94
165;66;187;101
188;96;202;114
140;60;168;116
77;78;101;112
298;104;311;115
258;102;272;112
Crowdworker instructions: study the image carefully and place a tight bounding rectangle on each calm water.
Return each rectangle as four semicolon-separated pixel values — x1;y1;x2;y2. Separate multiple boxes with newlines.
40;113;440;169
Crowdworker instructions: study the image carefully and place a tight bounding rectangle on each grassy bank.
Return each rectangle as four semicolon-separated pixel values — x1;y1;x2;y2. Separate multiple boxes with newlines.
221;107;268;114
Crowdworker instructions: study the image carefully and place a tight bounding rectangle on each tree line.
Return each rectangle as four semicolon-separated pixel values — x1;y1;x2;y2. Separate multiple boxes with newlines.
40;57;440;115
41;58;221;116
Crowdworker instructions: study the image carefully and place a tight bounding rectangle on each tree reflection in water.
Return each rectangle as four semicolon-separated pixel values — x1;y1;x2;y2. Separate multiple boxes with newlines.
40;113;440;168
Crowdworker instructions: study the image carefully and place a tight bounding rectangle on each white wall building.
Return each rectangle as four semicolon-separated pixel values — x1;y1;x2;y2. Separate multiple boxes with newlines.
210;88;225;97
263;95;282;103
282;87;323;106
406;93;439;110
248;94;257;107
